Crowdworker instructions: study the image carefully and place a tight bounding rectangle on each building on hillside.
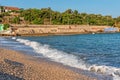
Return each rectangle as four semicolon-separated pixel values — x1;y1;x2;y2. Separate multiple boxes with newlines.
0;6;20;13
4;6;20;12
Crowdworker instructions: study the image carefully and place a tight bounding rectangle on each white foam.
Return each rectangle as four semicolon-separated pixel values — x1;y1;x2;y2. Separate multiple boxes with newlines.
15;38;120;80
16;38;87;69
89;65;120;75
89;65;120;80
12;37;16;40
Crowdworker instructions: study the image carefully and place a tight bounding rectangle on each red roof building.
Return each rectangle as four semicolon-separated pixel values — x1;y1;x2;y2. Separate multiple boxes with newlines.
4;6;20;12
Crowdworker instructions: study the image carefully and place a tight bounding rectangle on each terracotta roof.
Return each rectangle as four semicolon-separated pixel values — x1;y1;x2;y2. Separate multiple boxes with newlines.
4;6;20;11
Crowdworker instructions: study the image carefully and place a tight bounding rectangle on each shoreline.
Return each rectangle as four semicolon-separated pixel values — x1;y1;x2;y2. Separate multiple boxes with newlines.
0;32;119;37
0;47;113;80
1;25;119;37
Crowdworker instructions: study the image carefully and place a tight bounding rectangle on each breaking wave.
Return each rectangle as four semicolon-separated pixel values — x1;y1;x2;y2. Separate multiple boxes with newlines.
14;37;120;80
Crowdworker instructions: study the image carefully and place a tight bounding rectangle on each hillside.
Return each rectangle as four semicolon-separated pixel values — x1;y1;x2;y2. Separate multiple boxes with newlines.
0;7;120;27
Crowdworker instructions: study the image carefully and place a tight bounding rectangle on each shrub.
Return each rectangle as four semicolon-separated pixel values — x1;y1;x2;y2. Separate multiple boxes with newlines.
4;24;10;30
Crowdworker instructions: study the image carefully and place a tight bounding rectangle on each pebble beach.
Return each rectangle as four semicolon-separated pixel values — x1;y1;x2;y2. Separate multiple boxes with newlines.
0;48;97;80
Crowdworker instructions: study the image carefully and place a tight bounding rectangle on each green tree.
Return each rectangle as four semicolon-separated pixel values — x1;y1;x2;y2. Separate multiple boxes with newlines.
4;24;10;30
32;18;43;24
0;6;4;13
18;7;116;26
11;17;20;24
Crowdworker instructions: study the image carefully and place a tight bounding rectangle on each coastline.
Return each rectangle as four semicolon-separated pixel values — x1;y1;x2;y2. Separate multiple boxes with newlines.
0;47;113;80
1;25;118;37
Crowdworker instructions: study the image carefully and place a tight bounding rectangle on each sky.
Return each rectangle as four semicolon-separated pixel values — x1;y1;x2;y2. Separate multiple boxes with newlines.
0;0;120;18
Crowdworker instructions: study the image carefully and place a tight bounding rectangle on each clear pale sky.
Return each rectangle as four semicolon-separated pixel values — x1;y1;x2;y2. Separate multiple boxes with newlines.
0;0;120;18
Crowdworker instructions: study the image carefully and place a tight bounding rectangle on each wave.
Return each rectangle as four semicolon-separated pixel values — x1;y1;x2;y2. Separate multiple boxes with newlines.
14;37;120;80
16;38;87;69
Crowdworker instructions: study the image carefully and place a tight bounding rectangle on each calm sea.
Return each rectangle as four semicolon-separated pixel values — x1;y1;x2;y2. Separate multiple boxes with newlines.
1;33;120;80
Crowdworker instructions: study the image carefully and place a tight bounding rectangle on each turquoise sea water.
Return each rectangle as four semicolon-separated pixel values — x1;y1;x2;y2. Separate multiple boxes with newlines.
1;33;120;80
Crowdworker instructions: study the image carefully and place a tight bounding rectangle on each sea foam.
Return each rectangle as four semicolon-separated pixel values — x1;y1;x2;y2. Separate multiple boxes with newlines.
16;38;87;69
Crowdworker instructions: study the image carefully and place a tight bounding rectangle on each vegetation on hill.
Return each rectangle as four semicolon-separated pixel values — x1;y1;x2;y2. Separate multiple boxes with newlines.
1;7;120;27
4;24;10;30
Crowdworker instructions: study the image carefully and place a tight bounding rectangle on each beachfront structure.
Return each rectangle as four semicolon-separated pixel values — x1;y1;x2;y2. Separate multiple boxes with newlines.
0;24;4;31
104;27;119;32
